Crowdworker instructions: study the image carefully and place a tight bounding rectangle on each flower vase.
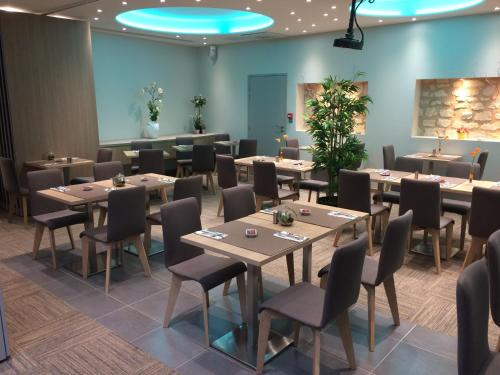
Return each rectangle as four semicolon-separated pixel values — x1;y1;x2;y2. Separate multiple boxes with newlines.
144;121;159;139
458;133;466;140
468;168;474;183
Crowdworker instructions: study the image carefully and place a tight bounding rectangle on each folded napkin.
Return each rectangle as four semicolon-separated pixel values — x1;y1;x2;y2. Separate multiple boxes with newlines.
158;177;175;183
260;208;277;215
50;186;69;192
441;181;457;189
274;231;308;243
426;175;445;183
328;211;356;220
104;187;117;192
383;176;398;181
377;169;391;176
195;229;228;240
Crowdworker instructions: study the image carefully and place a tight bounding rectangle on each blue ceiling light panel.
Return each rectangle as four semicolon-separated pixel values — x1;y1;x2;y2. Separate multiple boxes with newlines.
116;7;274;35
357;0;485;17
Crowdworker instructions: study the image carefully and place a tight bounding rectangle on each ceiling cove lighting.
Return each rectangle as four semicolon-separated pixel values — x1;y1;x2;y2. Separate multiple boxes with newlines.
116;7;274;35
357;0;485;17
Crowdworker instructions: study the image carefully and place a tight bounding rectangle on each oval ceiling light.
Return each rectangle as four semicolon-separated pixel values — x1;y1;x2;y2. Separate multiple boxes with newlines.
357;0;484;17
115;7;274;35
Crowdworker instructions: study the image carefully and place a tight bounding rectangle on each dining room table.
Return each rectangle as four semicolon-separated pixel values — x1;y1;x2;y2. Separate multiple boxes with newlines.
234;156;315;180
180;200;368;368
36;173;177;276
122;150;170;159
404;152;462;173
25;157;95;185
214;140;239;155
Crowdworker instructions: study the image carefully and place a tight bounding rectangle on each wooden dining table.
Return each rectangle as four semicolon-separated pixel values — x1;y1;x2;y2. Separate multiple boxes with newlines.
404;152;462;173
122;150;170;159
234;156;314;179
25;157;94;184
181;201;367;367
36;173;176;275
214;140;239;155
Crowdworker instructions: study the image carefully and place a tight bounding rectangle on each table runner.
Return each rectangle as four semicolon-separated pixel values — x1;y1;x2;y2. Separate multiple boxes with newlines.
126;175;174;189
62;184;109;201
278;202;354;229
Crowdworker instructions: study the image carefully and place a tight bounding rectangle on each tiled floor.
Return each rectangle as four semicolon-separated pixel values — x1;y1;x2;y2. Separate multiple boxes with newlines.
0;183;496;374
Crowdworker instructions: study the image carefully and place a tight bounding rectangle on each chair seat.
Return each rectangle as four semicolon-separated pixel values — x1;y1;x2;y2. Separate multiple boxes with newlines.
260;282;325;328
147;211;162;225
80;226;110;246
442;198;471;215
382;191;400;204
482;353;500;375
371;204;388;216
277;174;294;184
298;179;328;191
177;159;192;166
33;209;87;230
168;253;246;292
71;176;94;185
361;256;380;286
278;188;298;200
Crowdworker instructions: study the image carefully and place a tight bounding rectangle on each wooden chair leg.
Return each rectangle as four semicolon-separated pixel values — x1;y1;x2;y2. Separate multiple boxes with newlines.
48;229;58;270
217;195;223;217
256;196;264;211
118;241;124;266
286;253;295;285
104;246;112;293
333;229;342;247
160;187;168;203
293;322;301;347
256;310;272;374
81;236;90;279
312;328;321;375
445;223;454;260
459;214;467;252
144;221;152;253
462;236;485;270
431;229;441;274
163;274;182;327
66;226;75;249
235;273;247;323
208;172;215;193
202;291;210;346
98;207;107;227
320;274;327;289
366;285;376;352
366;216;373;256
315;191;320;203
176;164;183;178
384;275;400;326
222;279;231;296
21;195;28;225
336;310;357;369
133;236;151;277
307;190;312;202
32;223;45;260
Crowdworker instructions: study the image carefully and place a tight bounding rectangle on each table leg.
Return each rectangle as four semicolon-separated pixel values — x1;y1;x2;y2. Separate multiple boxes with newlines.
63;167;70;185
247;264;260;346
302;245;312;283
428;161;435;174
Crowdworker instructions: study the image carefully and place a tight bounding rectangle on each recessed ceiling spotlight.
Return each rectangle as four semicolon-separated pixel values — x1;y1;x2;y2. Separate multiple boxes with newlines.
97;9;103;13
323;13;329;16
202;36;207;39
246;6;251;10
203;42;207;45
121;1;127;5
285;27;289;30
161;0;166;3
333;17;338;21
303;29;307;33
290;11;295;15
412;17;417;21
331;5;337;9
94;17;99;21
257;0;262;2
297;18;302;21
312;23;316;27
378;19;383;23
494;6;500;11
176;35;180;37
196;0;201;2
306;0;312;3
122;27;127;31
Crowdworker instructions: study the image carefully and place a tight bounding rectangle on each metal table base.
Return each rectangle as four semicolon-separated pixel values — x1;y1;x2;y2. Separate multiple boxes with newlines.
64;249;121;277
124;239;164;257
410;238;461;259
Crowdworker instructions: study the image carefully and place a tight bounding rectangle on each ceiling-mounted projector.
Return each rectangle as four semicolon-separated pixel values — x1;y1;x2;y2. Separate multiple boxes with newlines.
334;0;374;50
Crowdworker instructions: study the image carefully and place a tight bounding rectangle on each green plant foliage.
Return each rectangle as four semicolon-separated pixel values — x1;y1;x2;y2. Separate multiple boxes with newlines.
191;95;207;130
142;82;164;122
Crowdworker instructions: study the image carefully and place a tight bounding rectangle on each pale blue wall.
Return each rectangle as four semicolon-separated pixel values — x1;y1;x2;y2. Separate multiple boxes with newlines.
92;32;199;142
197;14;500;179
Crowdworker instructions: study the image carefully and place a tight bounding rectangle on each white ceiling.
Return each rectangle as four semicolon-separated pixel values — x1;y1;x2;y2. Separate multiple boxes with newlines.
0;0;498;46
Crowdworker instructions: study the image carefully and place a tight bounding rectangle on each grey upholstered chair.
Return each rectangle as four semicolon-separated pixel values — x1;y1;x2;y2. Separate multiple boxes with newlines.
320;210;413;352
27;169;87;269
335;170;389;255
285;138;299;148
382;145;396;170
175;136;193;177
0;157;29;224
216;155;250;217
477;150;489;179
189;145;215;193
298;166;328;203
139;149;164;175
130;141;152;174
277;147;299;190
161;197;247;346
80;186;151;293
486;229;500;352
256;234;368;374
442;161;480;251
457;259;500;375
253;161;298;210
93;161;125;227
236;139;257;181
463;187;500;269
214;133;231;155
71;148;114;184
144;175;203;251
399;178;454;274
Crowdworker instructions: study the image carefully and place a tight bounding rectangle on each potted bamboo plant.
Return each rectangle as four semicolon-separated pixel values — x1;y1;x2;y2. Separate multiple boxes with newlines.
306;74;371;206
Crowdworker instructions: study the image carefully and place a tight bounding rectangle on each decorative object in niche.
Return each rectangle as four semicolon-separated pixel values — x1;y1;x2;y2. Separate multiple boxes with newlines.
413;77;500;140
296;81;368;134
142;82;164;139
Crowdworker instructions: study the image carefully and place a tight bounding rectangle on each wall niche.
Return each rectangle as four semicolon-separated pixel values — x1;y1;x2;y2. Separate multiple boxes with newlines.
413;77;500;140
295;81;368;134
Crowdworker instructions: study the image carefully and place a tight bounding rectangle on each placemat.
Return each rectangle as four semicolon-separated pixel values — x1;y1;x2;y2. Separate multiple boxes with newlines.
207;220;301;257
63;184;109;201
279;202;354;229
126;175;174;189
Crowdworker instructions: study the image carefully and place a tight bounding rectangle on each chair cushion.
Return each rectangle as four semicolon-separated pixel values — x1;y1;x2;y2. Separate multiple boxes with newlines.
382;191;400;204
260;282;325;328
482;353;500;375
80;226;109;245
361;256;380;286
277;174;294;184
371;204;388;217
177;159;192;166
168;253;246;292
277;188;298;200
33;209;87;230
71;176;94;185
147;211;162;225
442;198;471;215
298;179;328;191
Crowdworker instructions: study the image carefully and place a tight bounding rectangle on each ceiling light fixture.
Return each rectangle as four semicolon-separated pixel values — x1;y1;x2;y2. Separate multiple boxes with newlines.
333;0;374;50
357;0;484;17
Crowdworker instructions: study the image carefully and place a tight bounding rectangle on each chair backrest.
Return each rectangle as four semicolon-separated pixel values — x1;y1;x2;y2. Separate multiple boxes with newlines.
486;229;500;327
214;133;230;142
93;161;124;182
394;156;424;173
216;155;237;189
97;148;113;163
321;233;367;327
192;145;215;172
139;149;164;174
469;187;500;238
285;138;299;148
161;197;204;268
280;147;299;160
173;175;203;213
0;157;20;194
478;151;488;179
27;169;66;216
238;139;257;158
376;210;413;285
446;161;480;179
457;259;492;375
383;145;395;170
215;143;231;155
223;185;256;223
399;178;441;229
107;186;146;242
337;169;371;214
131;141;152;151
253;161;278;199
175;136;193;160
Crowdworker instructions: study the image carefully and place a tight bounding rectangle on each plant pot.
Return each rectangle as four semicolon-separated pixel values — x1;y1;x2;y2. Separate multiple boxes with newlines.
317;195;338;207
198;128;204;134
144;121;159;139
457;133;467;140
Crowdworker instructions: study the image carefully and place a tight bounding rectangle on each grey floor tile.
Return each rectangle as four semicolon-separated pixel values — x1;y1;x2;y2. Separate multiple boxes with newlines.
97;274;168;305
97;306;160;342
403;326;457;360
41;273;96;301
374;342;457;375
66;290;125;319
132;327;206;369
176;349;254;375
